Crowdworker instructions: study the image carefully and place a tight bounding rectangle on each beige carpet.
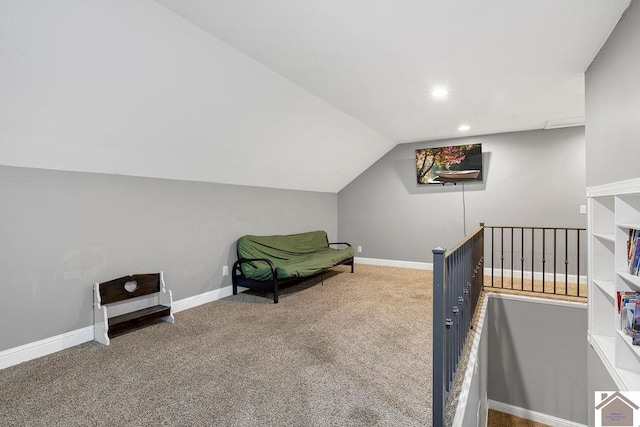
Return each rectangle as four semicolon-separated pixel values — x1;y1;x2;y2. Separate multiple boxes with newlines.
0;265;434;426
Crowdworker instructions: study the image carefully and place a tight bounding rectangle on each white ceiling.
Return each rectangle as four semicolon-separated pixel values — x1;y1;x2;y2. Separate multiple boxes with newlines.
155;0;630;143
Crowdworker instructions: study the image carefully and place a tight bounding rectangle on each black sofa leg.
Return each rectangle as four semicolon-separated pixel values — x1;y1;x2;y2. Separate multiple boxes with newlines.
273;282;279;304
232;283;237;295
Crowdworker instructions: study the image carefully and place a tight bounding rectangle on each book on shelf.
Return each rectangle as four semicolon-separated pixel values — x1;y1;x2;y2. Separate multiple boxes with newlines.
634;240;640;275
622;300;635;335
628;229;640;276
634;300;640;346
617;290;638;313
617;291;640;345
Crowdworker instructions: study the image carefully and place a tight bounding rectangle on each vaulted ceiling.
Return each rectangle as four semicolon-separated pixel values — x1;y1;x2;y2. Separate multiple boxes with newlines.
1;1;631;193
155;0;630;142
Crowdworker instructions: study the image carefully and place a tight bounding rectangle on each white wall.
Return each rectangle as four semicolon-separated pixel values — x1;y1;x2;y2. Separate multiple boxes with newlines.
0;0;393;193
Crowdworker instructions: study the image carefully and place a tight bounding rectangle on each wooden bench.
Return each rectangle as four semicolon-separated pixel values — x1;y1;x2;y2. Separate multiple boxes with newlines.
94;272;174;345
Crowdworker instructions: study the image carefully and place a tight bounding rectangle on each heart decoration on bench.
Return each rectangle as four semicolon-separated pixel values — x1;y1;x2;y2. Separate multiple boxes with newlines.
124;280;138;293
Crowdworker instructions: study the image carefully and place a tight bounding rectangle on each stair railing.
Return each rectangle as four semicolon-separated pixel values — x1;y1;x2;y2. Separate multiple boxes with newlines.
484;225;587;298
432;223;484;427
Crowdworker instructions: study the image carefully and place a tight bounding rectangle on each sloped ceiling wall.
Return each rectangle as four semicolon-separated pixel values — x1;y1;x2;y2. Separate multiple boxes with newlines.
153;0;630;143
0;0;394;193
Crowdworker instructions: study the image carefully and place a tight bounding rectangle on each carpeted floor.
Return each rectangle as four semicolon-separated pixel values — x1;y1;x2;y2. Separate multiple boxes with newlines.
0;265;434;426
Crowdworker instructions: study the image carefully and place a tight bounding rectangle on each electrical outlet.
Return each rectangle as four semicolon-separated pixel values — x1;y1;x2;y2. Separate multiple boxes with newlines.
222;265;229;276
579;205;587;215
357;246;362;253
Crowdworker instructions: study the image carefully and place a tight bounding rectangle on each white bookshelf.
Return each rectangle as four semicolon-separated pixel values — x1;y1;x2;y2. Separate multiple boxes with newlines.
588;178;640;391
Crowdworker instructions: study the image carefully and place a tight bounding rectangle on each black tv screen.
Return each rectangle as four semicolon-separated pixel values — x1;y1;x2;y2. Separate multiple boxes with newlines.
415;143;482;185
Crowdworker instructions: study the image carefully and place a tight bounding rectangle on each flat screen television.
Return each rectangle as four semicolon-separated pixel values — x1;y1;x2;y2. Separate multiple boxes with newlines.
415;143;483;185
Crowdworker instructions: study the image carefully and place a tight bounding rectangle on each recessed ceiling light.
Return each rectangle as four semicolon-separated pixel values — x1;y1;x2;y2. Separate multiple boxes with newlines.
458;124;470;132
431;87;448;99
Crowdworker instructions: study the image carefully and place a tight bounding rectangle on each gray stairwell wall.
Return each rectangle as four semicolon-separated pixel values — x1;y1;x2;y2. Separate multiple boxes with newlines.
585;1;640;425
337;127;587;264
0;165;337;352
486;296;588;425
455;295;588;425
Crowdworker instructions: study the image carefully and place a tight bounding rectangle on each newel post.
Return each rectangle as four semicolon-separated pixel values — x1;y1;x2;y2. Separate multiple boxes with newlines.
432;247;446;427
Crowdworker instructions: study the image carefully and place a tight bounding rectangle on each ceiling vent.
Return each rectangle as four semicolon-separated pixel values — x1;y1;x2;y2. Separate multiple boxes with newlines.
544;116;585;129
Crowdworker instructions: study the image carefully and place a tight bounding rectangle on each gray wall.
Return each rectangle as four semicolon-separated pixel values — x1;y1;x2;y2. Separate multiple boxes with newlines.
338;127;586;263
585;0;640;187
487;296;588;424
0;165;337;352
587;346;618;427
584;0;639;415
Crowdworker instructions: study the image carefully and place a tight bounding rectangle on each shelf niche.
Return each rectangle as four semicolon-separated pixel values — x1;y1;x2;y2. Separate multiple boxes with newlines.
588;179;640;391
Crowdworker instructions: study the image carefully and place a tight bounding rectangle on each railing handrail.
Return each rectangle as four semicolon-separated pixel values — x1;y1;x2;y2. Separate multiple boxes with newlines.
445;224;485;255
433;223;586;426
485;225;586;231
432;224;484;427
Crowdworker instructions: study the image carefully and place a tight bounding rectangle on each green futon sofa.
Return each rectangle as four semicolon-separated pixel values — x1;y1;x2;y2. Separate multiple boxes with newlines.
231;230;354;303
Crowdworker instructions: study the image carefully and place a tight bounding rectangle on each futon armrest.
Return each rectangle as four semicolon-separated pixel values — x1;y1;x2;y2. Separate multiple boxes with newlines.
233;257;279;280
328;242;352;248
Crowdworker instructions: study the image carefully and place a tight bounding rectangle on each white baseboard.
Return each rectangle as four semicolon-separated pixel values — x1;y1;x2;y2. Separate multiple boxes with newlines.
484;267;586;285
354;257;585;285
0;284;238;370
355;257;433;270
487;399;586;427
0;326;94;370
172;284;236;313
